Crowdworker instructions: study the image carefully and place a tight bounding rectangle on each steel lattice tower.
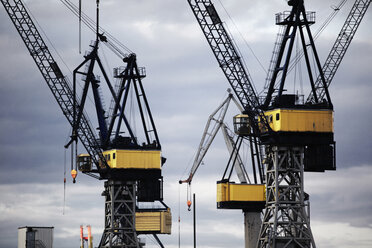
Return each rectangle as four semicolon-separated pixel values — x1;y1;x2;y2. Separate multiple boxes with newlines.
257;146;315;248
99;180;142;248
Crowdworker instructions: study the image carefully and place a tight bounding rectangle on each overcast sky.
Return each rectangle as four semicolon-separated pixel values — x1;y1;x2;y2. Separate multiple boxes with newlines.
0;0;371;247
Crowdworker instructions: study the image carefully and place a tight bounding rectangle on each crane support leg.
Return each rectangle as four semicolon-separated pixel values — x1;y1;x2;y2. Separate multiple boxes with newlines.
244;211;261;248
99;180;141;248
258;146;315;248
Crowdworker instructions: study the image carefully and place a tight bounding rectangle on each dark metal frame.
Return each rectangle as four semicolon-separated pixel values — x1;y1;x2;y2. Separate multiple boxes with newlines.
106;54;160;150
262;0;332;109
258;146;315;248
221;135;264;184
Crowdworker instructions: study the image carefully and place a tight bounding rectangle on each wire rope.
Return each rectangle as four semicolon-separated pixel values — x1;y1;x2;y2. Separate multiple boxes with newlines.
178;183;181;248
284;0;347;77
23;1;73;75
24;1;102;109
266;0;348;95
100;41;113;79
216;0;267;75
60;0;133;56
63;147;67;215
293;36;299;94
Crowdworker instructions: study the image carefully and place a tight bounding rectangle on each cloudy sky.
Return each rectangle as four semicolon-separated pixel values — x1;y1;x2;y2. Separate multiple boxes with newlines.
0;0;371;247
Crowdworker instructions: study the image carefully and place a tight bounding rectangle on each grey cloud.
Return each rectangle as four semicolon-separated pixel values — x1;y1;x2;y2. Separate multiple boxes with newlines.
0;0;371;247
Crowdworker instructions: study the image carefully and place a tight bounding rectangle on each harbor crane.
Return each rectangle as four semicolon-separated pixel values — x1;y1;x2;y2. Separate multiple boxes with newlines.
180;90;265;247
1;0;172;247
185;0;370;247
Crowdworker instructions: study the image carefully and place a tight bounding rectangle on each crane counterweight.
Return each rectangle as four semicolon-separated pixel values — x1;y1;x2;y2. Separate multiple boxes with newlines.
217;181;265;212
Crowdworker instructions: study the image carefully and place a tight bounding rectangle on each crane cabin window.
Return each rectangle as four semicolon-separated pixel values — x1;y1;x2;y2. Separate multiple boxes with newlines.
77;154;92;172
233;114;250;135
266;115;273;123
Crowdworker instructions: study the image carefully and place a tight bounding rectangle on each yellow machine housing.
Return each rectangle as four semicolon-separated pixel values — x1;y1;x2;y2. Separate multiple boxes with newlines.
217;181;265;211
262;108;333;133
135;209;172;234
259;107;335;172
78;149;163;187
102;149;161;170
257;108;334;148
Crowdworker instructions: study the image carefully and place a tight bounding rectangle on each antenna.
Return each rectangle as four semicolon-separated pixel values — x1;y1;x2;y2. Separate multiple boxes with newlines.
96;0;99;42
79;0;81;54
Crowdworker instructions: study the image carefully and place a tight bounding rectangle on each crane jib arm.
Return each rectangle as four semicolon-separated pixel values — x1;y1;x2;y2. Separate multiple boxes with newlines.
1;0;105;173
306;0;371;104
187;0;260;113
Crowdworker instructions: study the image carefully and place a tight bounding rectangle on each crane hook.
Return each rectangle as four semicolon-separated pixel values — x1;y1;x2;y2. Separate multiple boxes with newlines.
71;169;77;184
187;183;192;211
